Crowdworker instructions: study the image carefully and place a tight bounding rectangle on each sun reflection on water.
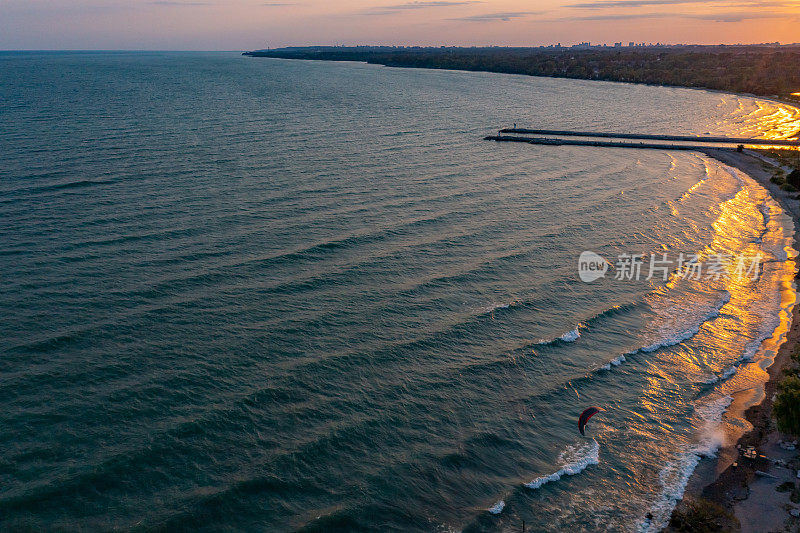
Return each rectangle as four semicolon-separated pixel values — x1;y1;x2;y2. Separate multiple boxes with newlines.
738;99;800;148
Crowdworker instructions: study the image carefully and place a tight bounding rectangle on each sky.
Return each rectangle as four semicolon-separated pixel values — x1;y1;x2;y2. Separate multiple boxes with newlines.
1;0;799;50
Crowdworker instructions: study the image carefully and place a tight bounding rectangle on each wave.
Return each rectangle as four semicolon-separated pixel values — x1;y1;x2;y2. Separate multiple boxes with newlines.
524;440;599;490
755;201;771;244
487;500;505;515
482;300;521;315
674;162;712;203
533;302;639;348
583;301;638;326
5;178;117;197
599;354;626;371
723;165;746;188
631;291;730;355
638;396;732;533
485;303;511;313
701;365;738;384
382;130;420;137
47;179;116;191
536;324;583;345
559;327;581;343
739;308;782;364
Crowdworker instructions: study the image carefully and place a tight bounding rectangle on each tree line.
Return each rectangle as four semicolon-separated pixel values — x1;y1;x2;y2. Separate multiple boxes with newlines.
245;46;800;98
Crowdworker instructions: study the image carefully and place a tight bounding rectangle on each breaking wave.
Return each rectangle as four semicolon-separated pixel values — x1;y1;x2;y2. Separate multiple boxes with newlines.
487;500;505;515
599;354;626;371
524;440;600;491
637;396;733;533
632;292;731;354
536;324;583;345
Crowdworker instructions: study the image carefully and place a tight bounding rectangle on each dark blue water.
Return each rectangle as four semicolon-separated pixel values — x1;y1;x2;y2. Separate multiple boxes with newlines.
1;51;799;532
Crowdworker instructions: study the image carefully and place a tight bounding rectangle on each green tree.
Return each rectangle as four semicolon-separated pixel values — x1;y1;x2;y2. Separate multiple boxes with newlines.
786;169;800;190
774;376;800;435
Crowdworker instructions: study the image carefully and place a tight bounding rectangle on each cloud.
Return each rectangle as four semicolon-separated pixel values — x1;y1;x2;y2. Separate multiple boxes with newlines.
691;10;794;21
363;1;481;15
451;11;541;21
558;0;799;22
564;12;673;19
557;9;792;21
567;0;707;7
150;1;211;5
385;1;479;8
566;0;796;7
262;2;297;5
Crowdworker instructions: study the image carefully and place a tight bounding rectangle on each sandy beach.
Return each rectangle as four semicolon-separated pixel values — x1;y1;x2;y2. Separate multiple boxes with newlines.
668;148;800;533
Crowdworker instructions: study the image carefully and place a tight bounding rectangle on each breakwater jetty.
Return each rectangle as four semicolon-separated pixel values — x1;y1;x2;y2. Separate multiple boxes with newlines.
497;129;800;147
484;135;746;152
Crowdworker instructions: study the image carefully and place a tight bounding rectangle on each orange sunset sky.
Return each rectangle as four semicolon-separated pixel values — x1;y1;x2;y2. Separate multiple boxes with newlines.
1;0;799;50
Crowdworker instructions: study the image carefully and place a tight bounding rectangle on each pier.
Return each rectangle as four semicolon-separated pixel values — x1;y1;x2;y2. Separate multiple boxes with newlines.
484;135;745;152
497;129;800;147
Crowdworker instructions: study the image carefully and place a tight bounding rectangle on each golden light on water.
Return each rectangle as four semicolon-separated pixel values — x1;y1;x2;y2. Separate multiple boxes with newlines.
649;155;797;439
740;99;800;148
632;97;800;476
700;171;796;433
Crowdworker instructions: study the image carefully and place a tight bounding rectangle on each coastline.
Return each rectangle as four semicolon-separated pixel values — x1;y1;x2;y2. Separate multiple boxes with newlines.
668;148;800;532
243;50;800;114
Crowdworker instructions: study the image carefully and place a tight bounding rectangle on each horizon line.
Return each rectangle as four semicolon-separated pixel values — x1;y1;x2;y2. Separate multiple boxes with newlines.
4;42;800;53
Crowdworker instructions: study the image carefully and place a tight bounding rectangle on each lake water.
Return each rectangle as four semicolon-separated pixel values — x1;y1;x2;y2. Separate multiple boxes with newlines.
2;51;800;532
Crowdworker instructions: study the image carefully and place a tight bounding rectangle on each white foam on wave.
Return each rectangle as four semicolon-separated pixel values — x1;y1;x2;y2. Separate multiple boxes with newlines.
739;311;782;364
754;201;772;244
600;354;626;371
560;327;581;342
537;324;583;345
676;162;713;203
483;302;511;314
535;303;636;346
487;500;505;515
637;396;733;533
524;440;600;490
633;292;731;354
724;165;746;188
701;365;738;384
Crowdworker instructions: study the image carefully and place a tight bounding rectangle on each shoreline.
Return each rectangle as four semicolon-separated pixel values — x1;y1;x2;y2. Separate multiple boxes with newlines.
244;52;800;114
667;148;800;532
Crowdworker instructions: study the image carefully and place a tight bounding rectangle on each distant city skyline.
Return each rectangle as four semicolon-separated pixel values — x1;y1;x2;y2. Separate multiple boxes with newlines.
2;0;799;51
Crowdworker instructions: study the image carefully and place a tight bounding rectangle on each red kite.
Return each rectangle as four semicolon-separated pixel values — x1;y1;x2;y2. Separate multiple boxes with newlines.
578;407;602;435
